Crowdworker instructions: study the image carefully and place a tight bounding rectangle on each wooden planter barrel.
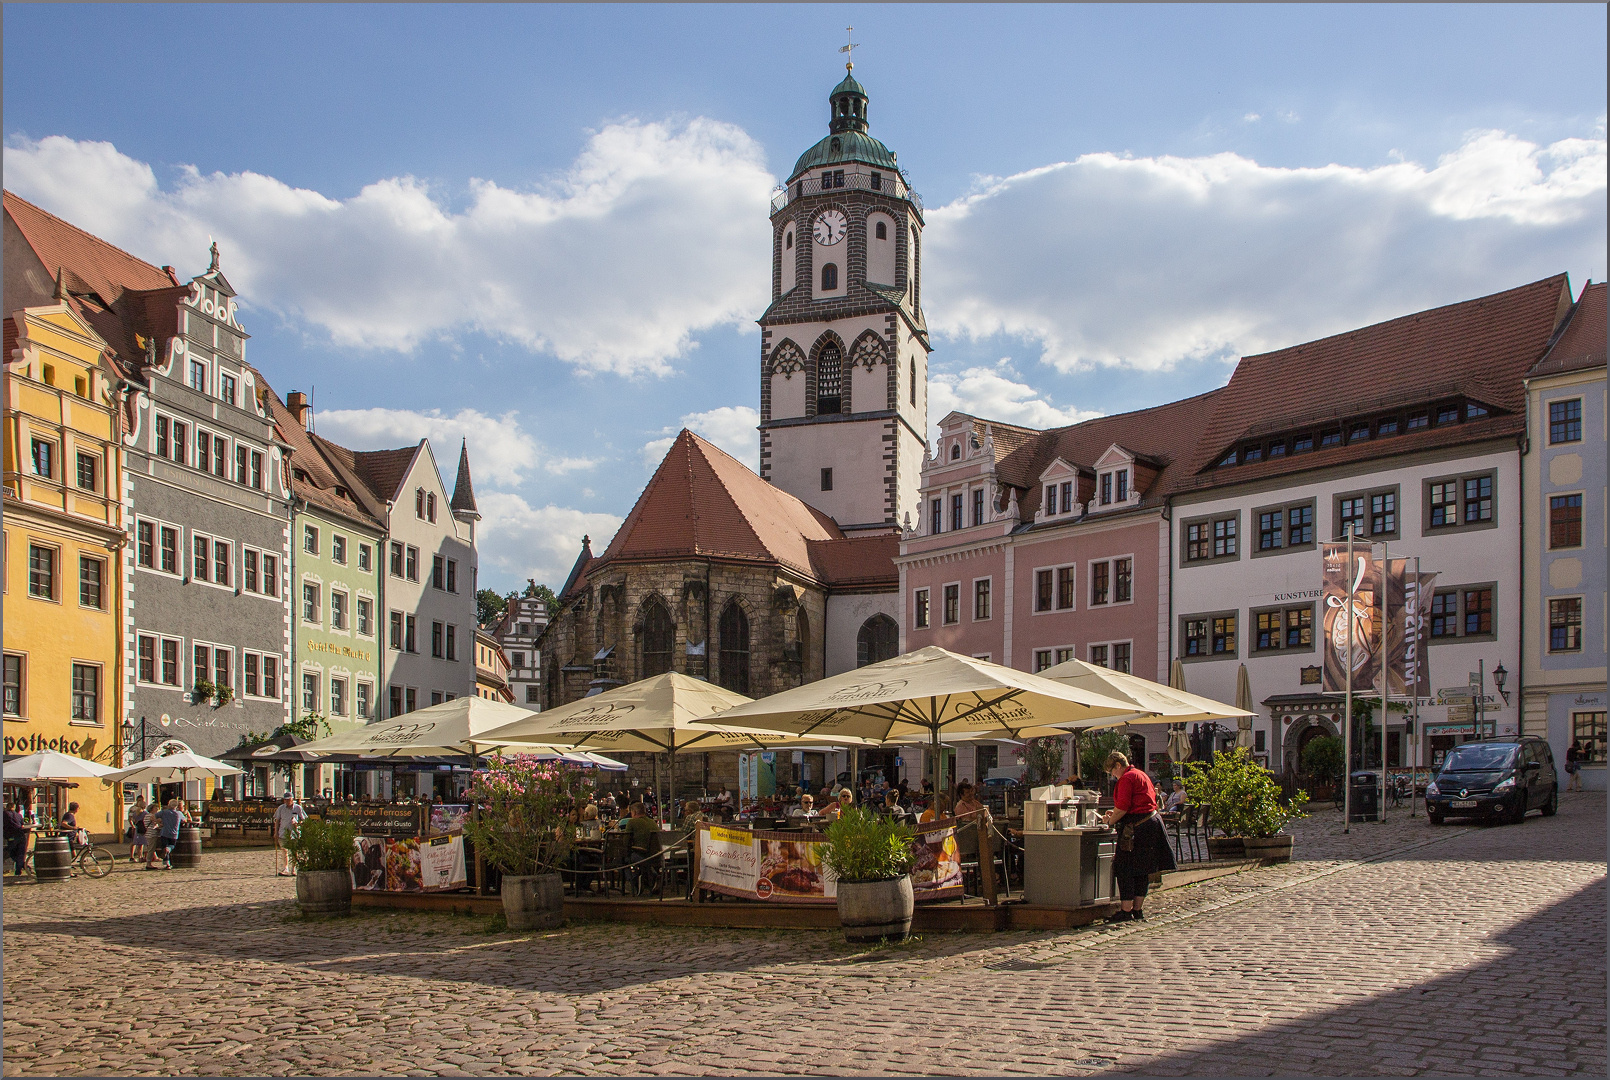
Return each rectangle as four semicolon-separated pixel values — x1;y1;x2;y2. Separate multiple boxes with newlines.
33;836;73;881
501;873;565;930
836;877;914;943
295;869;353;915
1243;835;1294;862
1206;836;1247;861
169;826;202;869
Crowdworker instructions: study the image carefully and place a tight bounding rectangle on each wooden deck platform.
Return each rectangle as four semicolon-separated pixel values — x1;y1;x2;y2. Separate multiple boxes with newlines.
347;857;1264;932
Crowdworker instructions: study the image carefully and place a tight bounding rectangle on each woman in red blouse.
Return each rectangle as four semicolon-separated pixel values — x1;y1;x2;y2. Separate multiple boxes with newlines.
1100;751;1176;922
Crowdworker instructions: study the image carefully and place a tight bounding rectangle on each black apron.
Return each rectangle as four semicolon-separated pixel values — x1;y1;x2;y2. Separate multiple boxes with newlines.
1113;811;1177;879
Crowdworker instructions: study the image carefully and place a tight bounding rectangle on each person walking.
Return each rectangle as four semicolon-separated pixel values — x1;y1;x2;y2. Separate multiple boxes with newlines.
1100;751;1176;923
4;798;33;877
1565;741;1583;792
128;797;150;864
270;791;307;877
147;799;186;870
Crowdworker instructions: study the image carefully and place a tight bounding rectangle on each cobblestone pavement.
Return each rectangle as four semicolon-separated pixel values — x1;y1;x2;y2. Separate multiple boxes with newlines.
4;794;1603;1077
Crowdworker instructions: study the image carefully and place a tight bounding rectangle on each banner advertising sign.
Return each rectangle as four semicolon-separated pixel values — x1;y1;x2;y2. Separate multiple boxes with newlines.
349;833;467;893
321;803;422;838
695;820;966;904
1322;544;1378;693
204;802;277;836
428;804;470;837
1394;567;1437;699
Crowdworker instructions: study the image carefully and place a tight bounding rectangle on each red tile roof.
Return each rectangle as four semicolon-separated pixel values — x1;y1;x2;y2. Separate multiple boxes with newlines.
345;445;424;505
994;389;1224;518
596;430;847;581
1530;282;1606;379
1171;274;1572;494
807;533;900;589
4;190;177;304
257;371;386;531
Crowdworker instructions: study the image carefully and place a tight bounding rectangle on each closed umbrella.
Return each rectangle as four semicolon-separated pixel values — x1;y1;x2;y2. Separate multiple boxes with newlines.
699;647;1148;797
1169;658;1187;692
1235;664;1256;749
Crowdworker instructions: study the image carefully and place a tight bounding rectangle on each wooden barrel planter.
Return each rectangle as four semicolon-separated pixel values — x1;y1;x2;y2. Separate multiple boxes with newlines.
1243;835;1294;862
501;873;565;930
1206;836;1247;861
33;836;73;882
169;826;203;869
836;877;914;943
295;870;353;915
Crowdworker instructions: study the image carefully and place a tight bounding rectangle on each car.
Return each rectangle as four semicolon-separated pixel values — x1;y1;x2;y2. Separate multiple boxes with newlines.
1424;736;1559;825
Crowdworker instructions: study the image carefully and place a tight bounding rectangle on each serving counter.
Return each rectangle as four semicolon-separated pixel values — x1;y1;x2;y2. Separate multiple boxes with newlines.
1021;826;1117;907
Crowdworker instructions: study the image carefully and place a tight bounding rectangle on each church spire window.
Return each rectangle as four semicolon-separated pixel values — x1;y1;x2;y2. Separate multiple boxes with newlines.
816;343;843;415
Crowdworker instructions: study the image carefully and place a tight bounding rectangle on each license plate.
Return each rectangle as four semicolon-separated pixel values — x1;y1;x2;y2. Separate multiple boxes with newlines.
1450;800;1478;809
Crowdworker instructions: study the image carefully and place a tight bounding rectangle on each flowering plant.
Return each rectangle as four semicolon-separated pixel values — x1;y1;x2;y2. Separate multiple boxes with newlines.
463;756;593;876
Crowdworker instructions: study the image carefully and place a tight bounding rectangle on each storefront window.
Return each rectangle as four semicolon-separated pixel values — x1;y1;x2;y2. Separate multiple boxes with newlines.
1573;711;1606;765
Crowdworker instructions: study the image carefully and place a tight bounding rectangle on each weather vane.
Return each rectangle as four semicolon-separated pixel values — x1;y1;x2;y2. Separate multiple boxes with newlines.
840;26;857;70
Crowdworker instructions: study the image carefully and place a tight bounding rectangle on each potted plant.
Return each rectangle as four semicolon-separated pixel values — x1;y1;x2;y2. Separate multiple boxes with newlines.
464;756;591;930
190;678;215;706
213;684;234;707
819;807;916;943
285;816;358;915
1184;748;1308;862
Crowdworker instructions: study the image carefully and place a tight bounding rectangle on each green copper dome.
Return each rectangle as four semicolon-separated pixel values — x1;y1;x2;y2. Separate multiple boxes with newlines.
789;68;898;180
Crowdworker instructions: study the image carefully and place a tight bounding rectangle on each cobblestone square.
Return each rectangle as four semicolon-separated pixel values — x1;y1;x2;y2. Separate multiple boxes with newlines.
3;795;1603;1076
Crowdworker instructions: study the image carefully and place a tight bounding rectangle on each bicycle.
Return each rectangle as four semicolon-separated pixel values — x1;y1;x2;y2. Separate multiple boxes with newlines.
13;835;116;880
1386;774;1412;810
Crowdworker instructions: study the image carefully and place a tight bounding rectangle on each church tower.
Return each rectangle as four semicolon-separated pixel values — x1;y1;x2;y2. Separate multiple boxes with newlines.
758;63;930;532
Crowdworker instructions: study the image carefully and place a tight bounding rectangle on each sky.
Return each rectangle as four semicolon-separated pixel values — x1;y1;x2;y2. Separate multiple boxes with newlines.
5;4;1605;594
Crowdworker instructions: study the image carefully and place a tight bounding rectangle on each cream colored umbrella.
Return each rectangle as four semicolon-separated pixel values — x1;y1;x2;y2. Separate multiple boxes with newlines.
1169;658;1188;692
472;672;877;819
293;697;544;758
4;750;121;782
699;647;1148;795
1234;664;1257;749
1038;658;1254;726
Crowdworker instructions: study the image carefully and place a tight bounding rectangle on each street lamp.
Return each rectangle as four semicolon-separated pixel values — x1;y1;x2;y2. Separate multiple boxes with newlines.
1492;663;1509;707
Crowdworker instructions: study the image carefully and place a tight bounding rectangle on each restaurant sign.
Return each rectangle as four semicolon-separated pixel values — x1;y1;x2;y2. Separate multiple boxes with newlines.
695;820;963;904
321;803;423;837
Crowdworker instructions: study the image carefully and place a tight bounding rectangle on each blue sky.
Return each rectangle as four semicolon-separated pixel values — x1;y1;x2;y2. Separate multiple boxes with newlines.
5;4;1605;592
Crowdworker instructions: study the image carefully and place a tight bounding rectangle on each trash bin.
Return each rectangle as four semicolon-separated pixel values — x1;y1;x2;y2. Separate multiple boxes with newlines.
1349;771;1379;822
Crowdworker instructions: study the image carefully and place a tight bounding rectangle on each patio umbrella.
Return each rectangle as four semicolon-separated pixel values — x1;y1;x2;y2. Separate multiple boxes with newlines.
292;697;544;758
1038;658;1254;727
1235;664;1256;749
105;751;242;802
1169;658;1187;692
473;672;874;820
699;647;1149;796
4;750;121;782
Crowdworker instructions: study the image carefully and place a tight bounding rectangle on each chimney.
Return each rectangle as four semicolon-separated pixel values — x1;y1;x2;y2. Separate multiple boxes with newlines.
286;391;310;430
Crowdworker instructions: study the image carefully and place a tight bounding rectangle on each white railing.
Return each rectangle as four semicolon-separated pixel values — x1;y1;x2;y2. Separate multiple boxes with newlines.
771;170;923;215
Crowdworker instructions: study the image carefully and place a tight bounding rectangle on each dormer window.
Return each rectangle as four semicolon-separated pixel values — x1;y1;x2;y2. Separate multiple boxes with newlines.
1435;404;1460;425
1060;482;1073;514
1268;441;1287;458
1100;473;1113;505
1466;402;1488;419
1044;485;1056;514
1242;445;1262;463
951;443;961;460
1217;449;1238;467
1377;417;1399;436
1293;434;1314;453
1319;430;1341;448
1407;411;1429;431
1116;469;1128;501
1349;423;1371;442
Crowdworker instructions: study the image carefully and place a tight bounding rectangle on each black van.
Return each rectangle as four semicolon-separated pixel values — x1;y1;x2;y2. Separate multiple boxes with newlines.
1425;736;1559;825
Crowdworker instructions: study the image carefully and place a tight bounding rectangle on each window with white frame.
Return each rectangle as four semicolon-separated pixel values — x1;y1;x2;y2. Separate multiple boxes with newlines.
329;676;347;718
358;543;373;573
302;582;320;624
331;590;348;631
304;524;319;555
973;578;991;620
243;652;283;699
942;583;960;625
356;596;374;637
356;681;373;720
332;535;347;564
302;671;320;712
913;588;930;629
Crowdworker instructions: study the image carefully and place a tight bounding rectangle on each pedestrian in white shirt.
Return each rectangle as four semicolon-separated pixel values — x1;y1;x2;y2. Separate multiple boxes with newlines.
271;792;307;877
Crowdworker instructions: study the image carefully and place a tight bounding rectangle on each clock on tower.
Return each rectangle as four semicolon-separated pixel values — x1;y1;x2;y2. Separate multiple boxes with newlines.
757;64;930;532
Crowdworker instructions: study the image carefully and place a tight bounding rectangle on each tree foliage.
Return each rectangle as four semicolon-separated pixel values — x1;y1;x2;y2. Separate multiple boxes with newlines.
1183;746;1309;838
477;588;508;627
1300;735;1345;784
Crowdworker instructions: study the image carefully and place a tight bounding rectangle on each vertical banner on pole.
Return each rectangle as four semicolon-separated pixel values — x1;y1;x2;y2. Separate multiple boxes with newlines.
1322;544;1379;694
1393;566;1438;699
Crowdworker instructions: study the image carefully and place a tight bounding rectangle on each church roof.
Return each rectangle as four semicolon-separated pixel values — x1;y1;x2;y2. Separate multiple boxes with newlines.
558;535;594;601
792;129;899;180
595;429;846;580
832;71;867;98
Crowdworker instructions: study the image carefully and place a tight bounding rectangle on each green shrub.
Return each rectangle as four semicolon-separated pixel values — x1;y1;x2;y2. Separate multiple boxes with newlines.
285;817;358;873
819;807;914;883
1183;747;1309;838
1300;735;1344;784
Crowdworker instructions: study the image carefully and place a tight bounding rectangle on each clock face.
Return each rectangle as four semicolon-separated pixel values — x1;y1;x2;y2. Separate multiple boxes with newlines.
813;210;848;246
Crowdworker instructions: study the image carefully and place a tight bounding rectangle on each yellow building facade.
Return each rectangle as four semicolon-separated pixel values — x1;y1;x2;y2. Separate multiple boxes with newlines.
4;301;127;837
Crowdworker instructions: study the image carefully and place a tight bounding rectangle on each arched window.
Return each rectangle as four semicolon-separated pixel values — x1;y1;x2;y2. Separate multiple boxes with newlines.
415;488;426;518
795;606;811;675
910;360;917;406
641;599;675;678
718;601;750;694
816;343;843;415
426;492;436;523
875;221;887;240
857;614;899;668
785;231;793;249
951;443;961;460
821;263;838;291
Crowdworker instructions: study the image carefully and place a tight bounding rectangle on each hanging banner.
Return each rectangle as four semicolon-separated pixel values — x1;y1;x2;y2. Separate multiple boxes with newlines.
349;833;467;893
1322;544;1379;693
427;803;470;837
1393;567;1438;699
695;821;965;903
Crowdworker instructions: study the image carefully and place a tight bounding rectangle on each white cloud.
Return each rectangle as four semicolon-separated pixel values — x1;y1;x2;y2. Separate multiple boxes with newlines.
476;492;623;591
1243;113;1261;123
313;407;544;488
928;362;1099;444
925;129;1607;374
641;405;760;468
3;123;775;375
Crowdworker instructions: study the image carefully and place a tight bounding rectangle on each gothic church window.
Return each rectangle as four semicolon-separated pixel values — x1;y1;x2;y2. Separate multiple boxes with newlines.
816;343;843;415
857;614;899;668
795;607;811;673
641;599;675;678
718;601;750;695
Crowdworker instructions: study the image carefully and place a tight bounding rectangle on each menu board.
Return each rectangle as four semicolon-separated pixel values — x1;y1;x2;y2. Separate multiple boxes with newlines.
695;820;965;904
204;802;277;836
320;803;422;837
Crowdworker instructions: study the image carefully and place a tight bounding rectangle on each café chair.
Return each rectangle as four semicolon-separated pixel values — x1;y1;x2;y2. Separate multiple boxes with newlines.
600;833;632;896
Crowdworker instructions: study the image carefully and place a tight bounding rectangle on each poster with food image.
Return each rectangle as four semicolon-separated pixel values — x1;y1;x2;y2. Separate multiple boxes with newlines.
1322;544;1380;694
385;836;425;892
908;820;963;900
428;804;470;837
756;836;834;900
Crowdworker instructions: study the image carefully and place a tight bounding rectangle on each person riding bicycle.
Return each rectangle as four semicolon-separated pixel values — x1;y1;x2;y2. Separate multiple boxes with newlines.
59;802;89;853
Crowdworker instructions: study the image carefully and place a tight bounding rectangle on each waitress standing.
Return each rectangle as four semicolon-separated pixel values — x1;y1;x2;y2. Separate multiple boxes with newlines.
1100;751;1176;923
